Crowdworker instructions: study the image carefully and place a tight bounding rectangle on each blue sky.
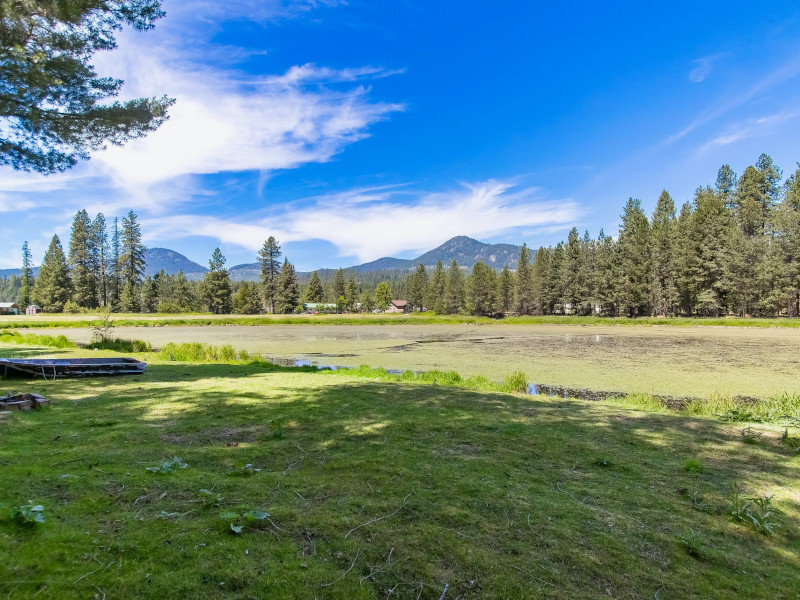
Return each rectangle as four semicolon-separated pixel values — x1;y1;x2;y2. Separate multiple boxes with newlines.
2;1;800;271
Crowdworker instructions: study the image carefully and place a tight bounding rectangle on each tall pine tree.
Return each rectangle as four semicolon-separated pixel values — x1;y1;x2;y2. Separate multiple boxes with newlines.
202;248;232;314
274;258;300;313
68;209;96;308
19;241;33;307
258;237;282;313
33;235;71;312
305;271;325;302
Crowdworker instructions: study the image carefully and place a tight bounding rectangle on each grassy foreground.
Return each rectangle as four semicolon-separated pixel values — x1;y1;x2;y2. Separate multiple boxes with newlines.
1;348;799;598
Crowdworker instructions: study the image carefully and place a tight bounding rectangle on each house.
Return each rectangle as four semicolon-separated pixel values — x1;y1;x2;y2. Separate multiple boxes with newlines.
302;302;337;314
0;302;19;315
385;299;410;314
26;305;43;315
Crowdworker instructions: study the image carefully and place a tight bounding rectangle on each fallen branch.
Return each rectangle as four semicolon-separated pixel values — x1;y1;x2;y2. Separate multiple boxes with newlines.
344;493;412;539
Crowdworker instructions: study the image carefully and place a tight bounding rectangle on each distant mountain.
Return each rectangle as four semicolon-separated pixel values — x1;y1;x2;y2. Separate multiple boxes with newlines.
0;237;523;282
144;248;206;277
347;256;416;272
228;262;260;282
413;236;521;269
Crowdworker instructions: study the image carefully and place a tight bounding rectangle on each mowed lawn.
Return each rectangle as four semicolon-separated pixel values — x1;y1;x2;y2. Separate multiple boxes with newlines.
1;348;799;599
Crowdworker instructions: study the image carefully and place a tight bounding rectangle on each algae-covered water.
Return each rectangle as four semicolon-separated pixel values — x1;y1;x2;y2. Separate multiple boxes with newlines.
30;323;800;399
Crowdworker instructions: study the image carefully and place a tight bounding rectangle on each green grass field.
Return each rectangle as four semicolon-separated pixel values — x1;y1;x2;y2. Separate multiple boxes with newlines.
1;345;799;599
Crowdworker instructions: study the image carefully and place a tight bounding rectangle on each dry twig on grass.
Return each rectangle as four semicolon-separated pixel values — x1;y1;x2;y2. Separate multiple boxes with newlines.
344;493;412;539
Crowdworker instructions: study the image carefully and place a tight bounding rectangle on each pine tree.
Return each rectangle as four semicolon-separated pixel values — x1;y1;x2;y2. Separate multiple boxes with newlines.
202;248;232;314
673;203;696;315
548;243;565;313
776;165;800;316
691;188;730;316
92;213;109;306
33;235;71;312
344;276;358;311
120;281;140;312
258;237;282;313
110;217;122;309
68;209;96;308
426;261;447;313
444;260;465;314
332;268;346;304
374;281;393;309
562;228;582;313
617;198;651;316
467;262;497;316
515;244;534;314
531;247;551;315
407;263;429;311
305;271;325;302
274;259;300;314
498;265;514;313
140;275;157;313
594;231;618;315
233;282;263;314
650;190;677;316
119;211;146;291
19;241;33;307
716;164;736;209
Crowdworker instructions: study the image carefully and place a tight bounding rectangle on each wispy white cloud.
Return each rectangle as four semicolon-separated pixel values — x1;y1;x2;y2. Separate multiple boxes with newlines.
688;53;726;83
88;39;403;208
141;181;581;263
262;63;405;86
694;109;800;155
669;55;800;143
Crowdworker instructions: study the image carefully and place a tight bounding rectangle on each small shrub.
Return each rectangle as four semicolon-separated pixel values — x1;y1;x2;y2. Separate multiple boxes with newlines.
63;300;81;314
684;459;704;473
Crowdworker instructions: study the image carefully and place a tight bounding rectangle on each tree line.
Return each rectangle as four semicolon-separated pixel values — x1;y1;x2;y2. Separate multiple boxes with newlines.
398;154;800;318
4;153;799;317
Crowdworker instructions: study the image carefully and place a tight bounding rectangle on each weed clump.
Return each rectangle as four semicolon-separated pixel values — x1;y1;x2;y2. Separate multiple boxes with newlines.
0;330;75;348
684;459;704;473
146;457;188;474
1;502;45;525
501;371;528;393
86;338;152;352
728;482;779;535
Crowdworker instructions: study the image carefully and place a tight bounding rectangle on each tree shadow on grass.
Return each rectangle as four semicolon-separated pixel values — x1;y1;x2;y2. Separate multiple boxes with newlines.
1;361;799;598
